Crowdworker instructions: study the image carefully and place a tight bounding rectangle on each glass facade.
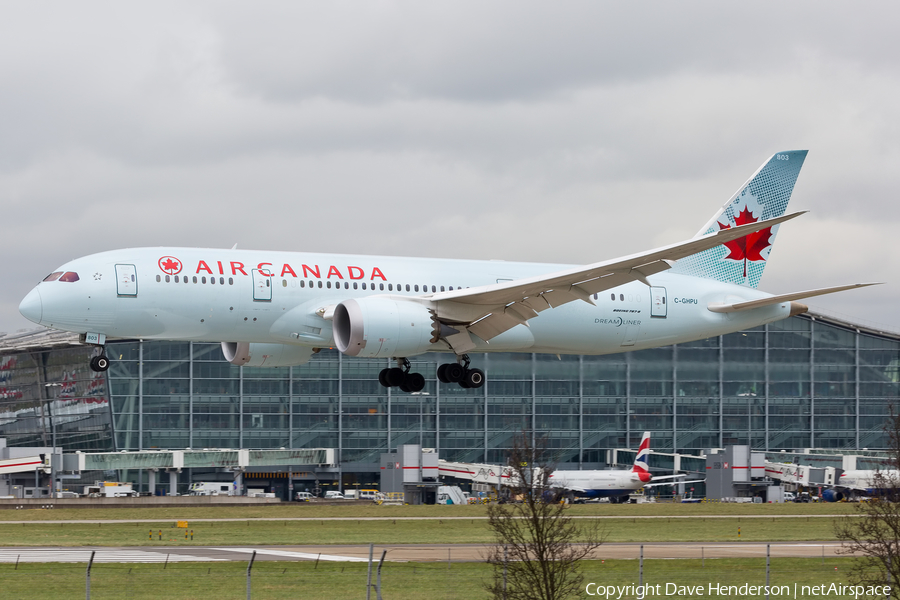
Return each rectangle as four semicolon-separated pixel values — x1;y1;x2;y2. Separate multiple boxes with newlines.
1;313;898;469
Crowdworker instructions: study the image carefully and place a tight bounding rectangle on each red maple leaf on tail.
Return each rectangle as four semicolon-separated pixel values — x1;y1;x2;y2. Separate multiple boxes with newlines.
717;206;773;278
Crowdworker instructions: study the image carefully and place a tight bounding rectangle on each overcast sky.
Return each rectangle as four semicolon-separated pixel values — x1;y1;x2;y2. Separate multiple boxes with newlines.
2;2;898;336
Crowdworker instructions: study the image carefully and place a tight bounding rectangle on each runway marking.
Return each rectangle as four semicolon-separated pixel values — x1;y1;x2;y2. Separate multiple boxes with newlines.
0;549;226;563
211;547;369;562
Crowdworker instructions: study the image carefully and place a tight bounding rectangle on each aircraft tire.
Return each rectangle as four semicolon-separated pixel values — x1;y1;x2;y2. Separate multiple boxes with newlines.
406;372;426;393
444;363;465;383
465;368;485;388
436;364;450;383
385;367;406;387
378;368;391;387
90;355;110;372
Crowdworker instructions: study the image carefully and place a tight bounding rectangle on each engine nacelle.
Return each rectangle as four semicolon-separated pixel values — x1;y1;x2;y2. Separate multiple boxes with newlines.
221;342;314;367
821;488;844;502
333;297;440;358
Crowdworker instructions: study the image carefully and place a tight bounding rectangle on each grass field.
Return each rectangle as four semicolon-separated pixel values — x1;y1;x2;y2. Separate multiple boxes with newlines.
0;557;865;600
0;500;858;522
0;514;850;546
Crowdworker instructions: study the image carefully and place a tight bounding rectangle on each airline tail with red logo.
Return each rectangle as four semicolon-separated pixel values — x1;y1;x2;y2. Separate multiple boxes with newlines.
670;150;808;289
631;431;652;484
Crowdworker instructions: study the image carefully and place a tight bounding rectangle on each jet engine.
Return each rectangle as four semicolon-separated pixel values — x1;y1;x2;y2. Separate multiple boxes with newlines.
333;297;441;358
221;342;315;367
820;489;844;502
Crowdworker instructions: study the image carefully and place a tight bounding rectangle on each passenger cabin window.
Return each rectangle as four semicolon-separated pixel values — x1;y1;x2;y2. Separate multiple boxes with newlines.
43;272;63;282
59;272;80;282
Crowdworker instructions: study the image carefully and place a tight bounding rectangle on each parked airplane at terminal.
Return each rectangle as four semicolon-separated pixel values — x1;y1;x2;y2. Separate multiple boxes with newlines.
550;431;651;502
821;469;900;502
548;432;698;503
19;150;877;392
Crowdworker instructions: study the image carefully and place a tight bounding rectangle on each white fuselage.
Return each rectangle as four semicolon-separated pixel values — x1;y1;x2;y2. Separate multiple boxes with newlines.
549;470;645;499
838;470;900;493
20;247;792;356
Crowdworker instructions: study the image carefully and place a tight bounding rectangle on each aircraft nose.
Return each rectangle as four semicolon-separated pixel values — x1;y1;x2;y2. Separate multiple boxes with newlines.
19;287;43;324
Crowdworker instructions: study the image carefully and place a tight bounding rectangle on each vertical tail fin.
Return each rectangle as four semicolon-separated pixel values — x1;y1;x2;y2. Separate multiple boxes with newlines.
631;431;651;483
670;150;808;288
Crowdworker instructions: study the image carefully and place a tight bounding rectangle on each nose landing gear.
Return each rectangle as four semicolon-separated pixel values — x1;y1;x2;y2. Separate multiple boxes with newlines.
437;355;484;389
89;354;110;372
89;349;110;372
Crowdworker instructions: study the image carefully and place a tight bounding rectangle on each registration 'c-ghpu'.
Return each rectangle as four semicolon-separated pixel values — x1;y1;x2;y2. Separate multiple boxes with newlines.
19;151;879;392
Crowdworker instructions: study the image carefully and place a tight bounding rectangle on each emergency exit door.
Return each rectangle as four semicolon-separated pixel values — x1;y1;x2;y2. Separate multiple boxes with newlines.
252;269;272;302
650;286;667;318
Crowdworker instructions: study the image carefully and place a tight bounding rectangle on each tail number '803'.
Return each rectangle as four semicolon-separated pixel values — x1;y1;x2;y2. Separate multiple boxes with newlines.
776;154;790;161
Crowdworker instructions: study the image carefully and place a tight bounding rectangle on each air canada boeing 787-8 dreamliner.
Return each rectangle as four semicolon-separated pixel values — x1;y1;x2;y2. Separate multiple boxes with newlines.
19;150;878;392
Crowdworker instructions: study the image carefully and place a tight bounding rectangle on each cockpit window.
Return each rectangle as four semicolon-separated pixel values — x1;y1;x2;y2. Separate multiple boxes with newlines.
59;272;80;282
43;272;63;282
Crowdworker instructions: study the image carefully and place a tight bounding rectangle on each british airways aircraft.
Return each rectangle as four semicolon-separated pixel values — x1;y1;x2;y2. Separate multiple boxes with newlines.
549;431;654;503
19;150;876;392
820;469;900;502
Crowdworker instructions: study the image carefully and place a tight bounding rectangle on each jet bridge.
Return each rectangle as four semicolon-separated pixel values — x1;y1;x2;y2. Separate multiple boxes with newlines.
0;455;44;475
764;462;838;486
438;459;512;486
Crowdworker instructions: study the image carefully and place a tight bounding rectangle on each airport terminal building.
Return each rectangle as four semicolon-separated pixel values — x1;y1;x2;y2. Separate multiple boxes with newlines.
1;311;898;493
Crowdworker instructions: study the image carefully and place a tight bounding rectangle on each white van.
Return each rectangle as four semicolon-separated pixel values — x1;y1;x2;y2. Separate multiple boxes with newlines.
324;491;345;499
296;491;314;502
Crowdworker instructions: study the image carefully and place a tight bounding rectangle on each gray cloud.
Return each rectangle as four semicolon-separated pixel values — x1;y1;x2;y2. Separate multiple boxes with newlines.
1;1;898;335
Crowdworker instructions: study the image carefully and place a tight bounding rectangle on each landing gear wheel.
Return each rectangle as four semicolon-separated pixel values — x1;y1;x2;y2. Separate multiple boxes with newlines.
444;363;465;383
385;367;406;387
437;364;450;384
378;368;391;388
464;368;485;389
406;372;426;393
90;355;110;372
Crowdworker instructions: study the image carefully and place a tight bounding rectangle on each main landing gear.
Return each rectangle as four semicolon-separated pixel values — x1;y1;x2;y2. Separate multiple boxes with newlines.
89;348;111;373
379;358;426;393
437;355;485;389
378;355;486;393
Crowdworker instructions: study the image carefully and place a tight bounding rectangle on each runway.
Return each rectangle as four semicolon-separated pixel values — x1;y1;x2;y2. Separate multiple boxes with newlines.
0;542;854;564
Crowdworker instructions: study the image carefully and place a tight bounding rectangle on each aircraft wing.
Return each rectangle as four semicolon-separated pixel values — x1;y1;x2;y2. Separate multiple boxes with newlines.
644;479;705;488
708;283;881;313
429;211;805;349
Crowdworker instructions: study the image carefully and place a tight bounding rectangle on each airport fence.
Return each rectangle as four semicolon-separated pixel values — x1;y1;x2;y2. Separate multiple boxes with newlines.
0;544;892;600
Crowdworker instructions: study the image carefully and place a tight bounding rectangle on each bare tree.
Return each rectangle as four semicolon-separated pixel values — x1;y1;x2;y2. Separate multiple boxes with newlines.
835;406;900;597
484;431;605;600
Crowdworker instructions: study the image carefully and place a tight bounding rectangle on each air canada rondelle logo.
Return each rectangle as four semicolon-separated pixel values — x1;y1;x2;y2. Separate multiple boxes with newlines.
158;256;183;275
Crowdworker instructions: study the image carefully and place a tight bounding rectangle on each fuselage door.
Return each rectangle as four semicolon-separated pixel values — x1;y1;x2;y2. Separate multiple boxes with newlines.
252;269;272;302
115;264;138;297
650;286;667;318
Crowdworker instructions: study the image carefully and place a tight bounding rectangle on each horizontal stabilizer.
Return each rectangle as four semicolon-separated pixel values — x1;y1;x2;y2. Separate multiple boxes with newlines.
707;283;881;314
